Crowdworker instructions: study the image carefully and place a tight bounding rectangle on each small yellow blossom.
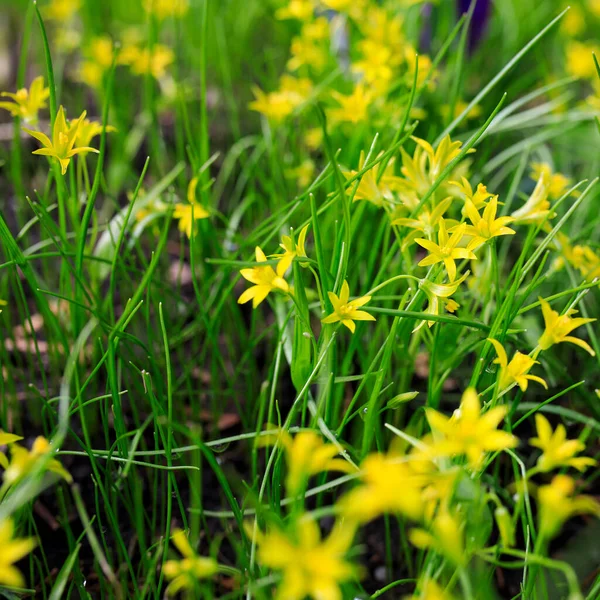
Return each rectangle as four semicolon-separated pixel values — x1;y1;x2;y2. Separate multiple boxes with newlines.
42;0;81;22
0;519;36;589
163;529;218;596
425;387;518;468
566;41;600;79
23;106;98;175
417;270;469;329
74;118;116;150
122;44;174;79
408;580;456;600
393;196;453;250
143;0;189;20
329;84;373;125
249;75;312;122
0;76;49;125
173;203;210;238
341;453;423;522
416;220;476;282
253;516;357;600
287;35;329;72
352;41;397;94
304;127;323;150
79;36;115;88
238;247;290;308
487;338;547;392
511;171;554;224
409;508;465;566
286;159;315;188
3;436;72;485
0;431;23;470
562;4;585;36
321;280;375;333
461;195;515;251
405;50;438;89
451;177;493;210
538;297;595;356
275;0;314;20
538;475;600;540
530;162;571;200
530;413;596;472
272;224;309;273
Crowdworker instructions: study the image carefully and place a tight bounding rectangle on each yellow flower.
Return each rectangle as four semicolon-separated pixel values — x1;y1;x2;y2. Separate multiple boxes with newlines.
408;580;456;600
352;41;397;94
461;195;515;251
286;159;315;188
253;516;357;600
41;0;81;22
3;436;72;485
272;224;310;274
425;387;518;468
530;162;571;200
512;170;554;225
529;413;596;472
74;118;116;150
450;177;493;210
79;36;115;88
393;196;453;250
275;0;314;20
415;220;476;282
329;84;373;125
562;4;585;36
143;0;189;20
538;297;595;356
238;247;290;308
0;431;23;470
538;475;600;540
487;338;547;392
23;106;98;175
0;76;49;125
249;75;312;122
409;508;465;566
418;271;469;328
439;100;483;122
0;519;36;589
321;280;375;334
173;203;210;238
123;44;175;79
163;529;218;596
287;35;329;72
342;151;401;208
341;453;423;522
566;41;600;79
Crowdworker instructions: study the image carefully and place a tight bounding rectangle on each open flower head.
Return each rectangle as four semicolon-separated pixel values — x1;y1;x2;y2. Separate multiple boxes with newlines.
249;75;312;122
163;529;218;596
538;297;595;356
488;339;547;392
425;387;518;468
393;196;453;250
409;508;465;566
253;516;357;600
461;195;515;251
0;76;49;125
0;519;36;589
276;0;314;21
42;0;81;22
322;280;375;333
416;220;476;282
79;36;115;88
272;224;309;274
238;247;290;308
23;106;98;175
143;0;189;19
530;413;596;472
329;84;373;125
75;118;116;148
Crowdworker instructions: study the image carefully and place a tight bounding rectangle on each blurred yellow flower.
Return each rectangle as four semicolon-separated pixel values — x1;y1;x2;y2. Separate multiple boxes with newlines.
562;4;585;36
530;413;596;472
329;84;373;125
79;36;115;88
173;203;210;238
143;0;189;20
530;162;571;200
0;431;23;470
322;280;375;333
253;517;357;600
487;338;547;392
249;75;313;122
408;580;456;600
440;100;483;122
416;220;476;282
23;106;98;175
42;0;81;22
122;44;174;79
511;171;554;225
275;0;314;20
287;35;329;72
0;76;49;125
538;297;595;355
286;159;315;188
238;247;290;308
566;41;600;79
425;387;517;468
74;118;116;150
409;508;465;566
538;475;600;540
163;529;218;596
0;519;36;589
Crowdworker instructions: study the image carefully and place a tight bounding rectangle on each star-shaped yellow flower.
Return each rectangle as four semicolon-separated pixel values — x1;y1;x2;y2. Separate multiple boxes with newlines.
538;297;595;356
0;76;49;125
487;338;547;392
238;247;290;308
329;84;373;125
23;106;98;175
415;219;476;282
321;280;375;333
461;196;515;251
0;519;36;589
272;224;309;274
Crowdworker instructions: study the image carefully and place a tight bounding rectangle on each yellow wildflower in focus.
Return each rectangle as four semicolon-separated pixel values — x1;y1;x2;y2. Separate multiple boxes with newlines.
538;475;600;540
3;436;72;485
393;196;453;249
275;0;314;20
143;0;189;20
0;519;36;589
342;151;401;208
341;453;423;522
249;75;312;122
487;338;547;392
511;171;554;225
409;508;465;566
418;271;469;329
253;517;357;600
42;0;81;22
451;177;493;210
538;297;596;355
79;36;115;88
238;247;290;308
329;84;373;125
415;220;476;282
530;162;571;200
425;387;517;468
124;44;174;79
461;196;515;251
321;280;375;333
0;76;49;125
163;529;218;596
23;106;98;175
272;224;310;273
530;413;596;472
566;41;600;79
